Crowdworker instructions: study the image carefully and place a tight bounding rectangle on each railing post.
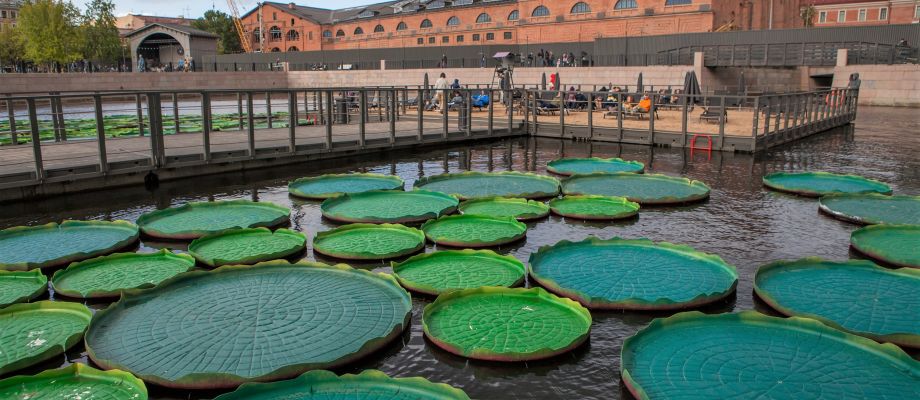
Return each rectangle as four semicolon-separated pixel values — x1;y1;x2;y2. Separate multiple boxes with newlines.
417;88;424;141
717;96;726;150
246;92;256;158
617;93;623;141
559;90;565;138
648;95;656;145
359;90;367;147
26;98;44;180
325;90;333;149
762;96;771;138
173;92;180;134
587;90;593;139
531;91;538;136
147;93;165;167
266;92;273;129
523;90;531;135
288;91;297;153
391;89;398;143
464;90;472;137
93;95;108;173
202;92;211;162
506;89;513;135
6;98;17;145
488;88;494;136
136;93;145;137
237;92;244;130
681;94;689;147
442;89;449;139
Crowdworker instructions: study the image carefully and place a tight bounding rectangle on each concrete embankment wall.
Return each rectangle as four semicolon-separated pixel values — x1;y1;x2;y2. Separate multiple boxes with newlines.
833;64;920;107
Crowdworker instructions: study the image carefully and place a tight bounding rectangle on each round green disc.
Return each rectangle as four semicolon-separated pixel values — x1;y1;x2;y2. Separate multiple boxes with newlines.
458;197;550;221
313;224;425;260
0;270;47;308
288;173;404;200
51;250;196;299
755;258;920;347
85;261;412;389
0;220;139;271
549;195;640;220
214;370;469;400
546;157;645;176
850;225;920;268
321;190;458;224
529;238;738;310
188;228;306;267
0;363;148;400
763;172;892;197
819;194;920;225
0;301;92;376
414;171;561;200
421;215;527;248
136;200;290;240
423;287;591;361
621;311;920;400
392;250;526;295
562;173;711;205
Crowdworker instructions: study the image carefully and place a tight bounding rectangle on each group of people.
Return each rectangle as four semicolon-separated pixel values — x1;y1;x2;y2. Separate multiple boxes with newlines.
425;72;464;113
137;56;195;73
532;50;589;68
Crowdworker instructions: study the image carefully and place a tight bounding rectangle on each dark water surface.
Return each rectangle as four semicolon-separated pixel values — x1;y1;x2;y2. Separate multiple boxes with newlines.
1;106;918;399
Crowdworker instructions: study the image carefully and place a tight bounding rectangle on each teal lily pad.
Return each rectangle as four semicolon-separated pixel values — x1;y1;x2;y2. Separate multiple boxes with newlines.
414;171;561;200
51;250;196;299
0;363;148;400
0;301;92;376
850;225;920;268
213;370;469;400
562;173;710;205
136;200;290;240
0;270;48;308
0;220;140;271
288;173;405;200
321;190;458;224
188;228;306;267
458;197;550;221
819;193;920;225
763;172;892;197
546;157;645;176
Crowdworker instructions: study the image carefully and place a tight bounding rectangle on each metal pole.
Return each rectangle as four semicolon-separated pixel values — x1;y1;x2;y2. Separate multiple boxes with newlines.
587;90;593;139
136;93;145;137
6;98;17;145
325;90;333;149
442;89;448;139
681;94;689;147
417;88;424;141
173;92;180;134
26;98;44;180
752;97;761;138
247;92;256;158
237;92;244;130
359;90;367;147
266;92;273;129
488;88;494;136
718;96;726;150
390;89;397;143
507;89;513;134
93;95;108;173
202;92;212;161
288;91;297;153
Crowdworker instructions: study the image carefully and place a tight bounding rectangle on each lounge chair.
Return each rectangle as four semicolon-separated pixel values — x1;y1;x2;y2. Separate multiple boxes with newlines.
471;94;490;111
700;106;727;124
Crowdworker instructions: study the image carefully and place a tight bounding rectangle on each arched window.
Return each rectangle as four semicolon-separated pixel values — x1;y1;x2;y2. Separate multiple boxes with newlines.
614;0;638;9
532;6;550;17
447;16;460;26
374;24;385;33
571;2;591;14
396;22;408;31
354;27;364;35
508;10;519;21
322;30;332;38
336;29;345;37
665;0;693;5
252;28;261;39
270;47;280;52
420;19;433;28
286;30;299;41
269;26;282;40
476;13;491;23
288;46;299;51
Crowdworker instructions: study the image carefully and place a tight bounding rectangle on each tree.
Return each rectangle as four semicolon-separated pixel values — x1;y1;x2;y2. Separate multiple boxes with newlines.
800;5;816;28
16;0;85;68
0;24;25;70
193;10;242;54
81;0;122;64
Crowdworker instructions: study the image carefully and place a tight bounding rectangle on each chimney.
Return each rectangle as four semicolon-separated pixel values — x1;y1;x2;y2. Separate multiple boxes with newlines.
288;2;295;9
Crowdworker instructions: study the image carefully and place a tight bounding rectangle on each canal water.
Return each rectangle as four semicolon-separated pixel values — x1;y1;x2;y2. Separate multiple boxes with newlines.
0;106;917;399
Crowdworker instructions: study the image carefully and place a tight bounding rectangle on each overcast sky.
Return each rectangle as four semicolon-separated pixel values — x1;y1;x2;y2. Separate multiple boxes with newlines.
71;1;374;18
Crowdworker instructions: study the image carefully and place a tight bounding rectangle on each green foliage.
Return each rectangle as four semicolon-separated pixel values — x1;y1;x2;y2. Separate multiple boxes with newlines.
16;0;85;66
0;24;24;67
81;0;122;63
801;5;816;27
193;10;242;54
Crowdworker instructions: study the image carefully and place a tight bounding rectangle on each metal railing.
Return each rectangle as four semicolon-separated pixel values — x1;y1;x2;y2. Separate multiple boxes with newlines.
658;42;919;67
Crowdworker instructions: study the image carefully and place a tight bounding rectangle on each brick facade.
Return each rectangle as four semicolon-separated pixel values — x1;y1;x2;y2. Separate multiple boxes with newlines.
239;1;717;53
0;0;20;27
811;0;920;26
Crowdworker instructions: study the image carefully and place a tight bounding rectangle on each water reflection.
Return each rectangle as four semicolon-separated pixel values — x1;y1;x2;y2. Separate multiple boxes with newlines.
0;107;917;399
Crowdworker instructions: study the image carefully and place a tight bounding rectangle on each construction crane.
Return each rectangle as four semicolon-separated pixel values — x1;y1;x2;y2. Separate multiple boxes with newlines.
227;0;253;53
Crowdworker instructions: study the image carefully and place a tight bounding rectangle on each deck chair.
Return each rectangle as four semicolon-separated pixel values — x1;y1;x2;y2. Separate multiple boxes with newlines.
471;94;490;111
700;106;727;124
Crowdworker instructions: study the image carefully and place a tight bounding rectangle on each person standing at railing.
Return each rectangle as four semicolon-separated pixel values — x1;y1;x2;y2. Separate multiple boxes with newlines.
428;72;450;113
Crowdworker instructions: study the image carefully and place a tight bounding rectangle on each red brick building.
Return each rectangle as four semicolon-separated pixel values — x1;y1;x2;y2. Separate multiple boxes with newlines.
810;0;920;26
239;0;721;53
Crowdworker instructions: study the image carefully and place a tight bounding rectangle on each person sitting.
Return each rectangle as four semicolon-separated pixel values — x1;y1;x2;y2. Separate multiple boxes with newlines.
631;94;652;113
566;87;578;110
451;79;461;90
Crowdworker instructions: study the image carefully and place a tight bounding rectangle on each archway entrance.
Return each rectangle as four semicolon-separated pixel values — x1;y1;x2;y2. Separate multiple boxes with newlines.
137;33;185;70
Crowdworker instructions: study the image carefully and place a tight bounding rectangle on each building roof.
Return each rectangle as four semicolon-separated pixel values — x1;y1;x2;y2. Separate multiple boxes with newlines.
245;0;515;25
124;22;220;39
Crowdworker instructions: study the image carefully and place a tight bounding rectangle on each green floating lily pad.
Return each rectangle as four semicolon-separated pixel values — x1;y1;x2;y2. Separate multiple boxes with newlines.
0;363;148;400
546;157;645;176
755;258;920;347
422;215;527;248
188;228;306;267
423;287;591;361
0;270;47;308
563;173;711;205
85;261;412;389
214;370;469;400
321;190;458;224
0;220;140;271
819;193;920;225
0;301;92;376
51;250;196;299
529;238;738;310
414;171;561;200
313;224;425;260
763;171;892;197
458;197;550;221
288;173;405;200
549;196;640;220
392;250;526;295
850;225;920;268
136;200;290;240
621;311;920;400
